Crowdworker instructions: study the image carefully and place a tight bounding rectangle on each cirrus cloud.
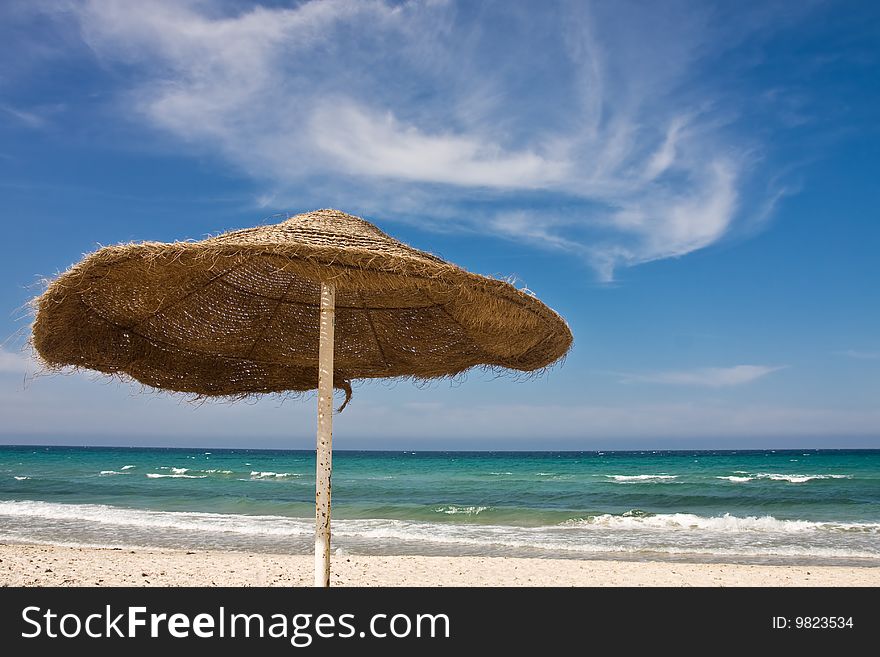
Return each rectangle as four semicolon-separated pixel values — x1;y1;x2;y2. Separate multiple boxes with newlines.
0;348;35;374
617;365;786;388
32;0;803;280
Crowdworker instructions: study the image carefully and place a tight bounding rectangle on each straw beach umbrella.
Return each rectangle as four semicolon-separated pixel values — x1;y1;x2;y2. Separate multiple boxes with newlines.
31;209;572;586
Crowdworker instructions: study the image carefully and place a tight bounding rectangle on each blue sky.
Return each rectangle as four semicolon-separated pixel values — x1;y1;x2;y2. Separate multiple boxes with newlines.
0;0;878;449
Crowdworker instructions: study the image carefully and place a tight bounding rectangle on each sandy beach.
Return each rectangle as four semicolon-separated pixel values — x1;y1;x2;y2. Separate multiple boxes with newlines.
1;543;877;587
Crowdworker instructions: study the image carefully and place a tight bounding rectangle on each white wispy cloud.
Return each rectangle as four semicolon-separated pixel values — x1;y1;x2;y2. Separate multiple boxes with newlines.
310;100;569;189
34;0;801;280
618;365;785;387
836;350;880;361
0;103;48;128
0;348;34;374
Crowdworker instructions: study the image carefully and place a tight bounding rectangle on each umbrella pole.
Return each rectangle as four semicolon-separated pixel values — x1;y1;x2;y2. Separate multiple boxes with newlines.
315;281;335;588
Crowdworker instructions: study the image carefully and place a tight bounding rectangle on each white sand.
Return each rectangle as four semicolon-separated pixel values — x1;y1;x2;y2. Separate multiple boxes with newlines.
1;543;878;586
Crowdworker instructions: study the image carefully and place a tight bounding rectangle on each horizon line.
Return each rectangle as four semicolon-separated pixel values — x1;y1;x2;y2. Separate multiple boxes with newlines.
2;443;878;454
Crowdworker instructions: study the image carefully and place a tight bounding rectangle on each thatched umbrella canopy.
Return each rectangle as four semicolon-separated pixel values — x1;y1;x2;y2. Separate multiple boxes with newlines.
31;208;572;586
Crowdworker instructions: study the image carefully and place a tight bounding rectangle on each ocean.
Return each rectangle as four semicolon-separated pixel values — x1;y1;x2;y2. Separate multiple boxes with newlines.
1;446;878;566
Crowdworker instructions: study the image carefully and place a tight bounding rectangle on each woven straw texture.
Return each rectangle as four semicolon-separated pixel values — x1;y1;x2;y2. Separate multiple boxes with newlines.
32;209;572;406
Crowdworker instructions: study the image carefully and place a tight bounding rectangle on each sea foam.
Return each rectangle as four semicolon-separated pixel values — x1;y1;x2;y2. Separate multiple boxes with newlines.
717;473;853;484
146;473;207;479
250;471;298;479
760;473;851;483
563;513;879;533
1;500;878;561
435;505;490;515
606;474;678;482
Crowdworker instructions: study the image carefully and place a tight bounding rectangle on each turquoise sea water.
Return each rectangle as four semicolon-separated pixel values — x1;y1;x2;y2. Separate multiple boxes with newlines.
1;446;878;565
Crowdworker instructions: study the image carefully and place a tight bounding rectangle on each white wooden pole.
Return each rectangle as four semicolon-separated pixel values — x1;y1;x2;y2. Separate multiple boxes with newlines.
315;282;335;588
